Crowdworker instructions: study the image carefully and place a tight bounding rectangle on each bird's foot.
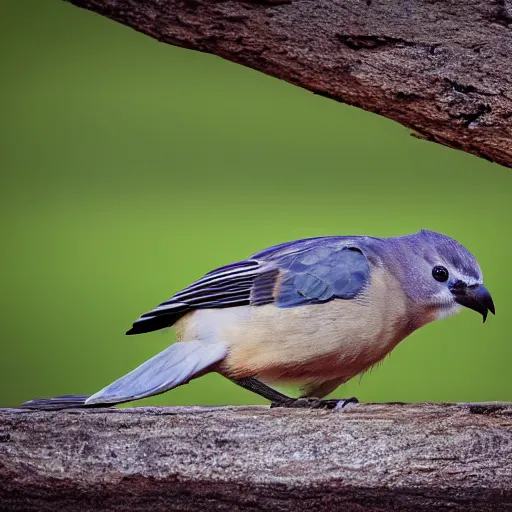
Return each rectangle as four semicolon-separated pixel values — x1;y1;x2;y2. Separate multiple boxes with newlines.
270;396;359;410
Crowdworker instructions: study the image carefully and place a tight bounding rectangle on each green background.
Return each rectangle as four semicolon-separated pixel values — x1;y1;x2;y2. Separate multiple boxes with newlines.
1;1;510;408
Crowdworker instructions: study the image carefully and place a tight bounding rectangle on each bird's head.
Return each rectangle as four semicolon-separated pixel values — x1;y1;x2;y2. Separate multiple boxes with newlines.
387;230;495;323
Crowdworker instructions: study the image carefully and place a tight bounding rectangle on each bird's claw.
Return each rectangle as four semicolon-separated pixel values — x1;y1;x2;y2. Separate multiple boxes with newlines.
270;396;359;410
333;396;359;411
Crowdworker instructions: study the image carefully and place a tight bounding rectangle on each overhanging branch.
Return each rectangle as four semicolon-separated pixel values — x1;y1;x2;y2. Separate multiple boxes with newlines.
1;403;512;510
63;0;512;168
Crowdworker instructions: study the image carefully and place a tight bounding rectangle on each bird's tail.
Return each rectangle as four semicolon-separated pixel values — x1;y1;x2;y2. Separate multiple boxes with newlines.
21;340;227;410
21;395;99;410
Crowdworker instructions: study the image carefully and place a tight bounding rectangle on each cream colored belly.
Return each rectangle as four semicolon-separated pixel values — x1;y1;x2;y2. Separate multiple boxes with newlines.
175;268;423;384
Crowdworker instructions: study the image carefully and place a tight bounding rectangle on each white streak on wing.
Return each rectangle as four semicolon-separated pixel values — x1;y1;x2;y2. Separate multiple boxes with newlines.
181;264;260;286
170;267;267;302
147;304;185;314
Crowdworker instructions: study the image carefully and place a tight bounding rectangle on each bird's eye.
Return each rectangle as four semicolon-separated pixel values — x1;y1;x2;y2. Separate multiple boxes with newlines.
432;265;449;282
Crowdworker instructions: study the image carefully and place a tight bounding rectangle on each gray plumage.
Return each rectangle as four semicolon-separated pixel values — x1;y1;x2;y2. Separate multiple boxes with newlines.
21;230;494;410
85;341;227;406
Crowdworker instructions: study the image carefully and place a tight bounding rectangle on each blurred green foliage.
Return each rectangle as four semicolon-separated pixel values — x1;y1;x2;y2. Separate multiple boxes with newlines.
1;1;510;408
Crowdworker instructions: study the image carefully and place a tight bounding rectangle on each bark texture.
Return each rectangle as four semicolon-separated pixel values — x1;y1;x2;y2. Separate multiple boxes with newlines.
63;0;512;168
1;402;512;511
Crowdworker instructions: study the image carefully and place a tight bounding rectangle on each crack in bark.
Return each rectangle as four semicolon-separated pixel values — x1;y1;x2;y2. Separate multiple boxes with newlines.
493;0;512;26
336;34;439;56
444;79;499;97
450;102;493;128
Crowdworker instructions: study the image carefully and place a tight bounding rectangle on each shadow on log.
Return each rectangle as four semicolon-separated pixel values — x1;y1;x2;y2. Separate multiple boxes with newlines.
1;402;512;511
63;0;512;168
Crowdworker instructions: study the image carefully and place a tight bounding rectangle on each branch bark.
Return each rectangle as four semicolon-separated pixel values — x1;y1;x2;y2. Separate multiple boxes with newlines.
1;403;512;511
63;0;512;168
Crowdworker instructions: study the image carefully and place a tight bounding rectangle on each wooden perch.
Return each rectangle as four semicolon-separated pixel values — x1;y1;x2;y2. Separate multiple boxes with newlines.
1;403;512;511
63;0;512;168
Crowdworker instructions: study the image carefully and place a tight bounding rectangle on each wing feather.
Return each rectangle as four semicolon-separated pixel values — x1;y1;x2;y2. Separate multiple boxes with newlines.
127;238;370;335
126;260;278;334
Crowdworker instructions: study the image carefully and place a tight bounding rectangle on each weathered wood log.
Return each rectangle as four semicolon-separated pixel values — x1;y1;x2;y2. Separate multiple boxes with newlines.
1;403;512;511
63;0;512;168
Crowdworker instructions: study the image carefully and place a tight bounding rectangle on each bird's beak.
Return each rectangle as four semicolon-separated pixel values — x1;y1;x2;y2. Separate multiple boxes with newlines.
452;284;495;323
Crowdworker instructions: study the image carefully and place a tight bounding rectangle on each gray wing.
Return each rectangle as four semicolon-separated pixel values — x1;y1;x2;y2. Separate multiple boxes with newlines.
126;260;278;334
271;244;370;308
127;239;370;335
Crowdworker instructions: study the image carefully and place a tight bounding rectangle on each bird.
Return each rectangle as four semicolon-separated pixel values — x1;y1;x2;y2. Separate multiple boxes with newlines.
22;229;495;411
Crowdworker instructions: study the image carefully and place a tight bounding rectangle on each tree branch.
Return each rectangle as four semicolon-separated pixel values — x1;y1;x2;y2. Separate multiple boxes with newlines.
63;0;512;168
1;403;512;510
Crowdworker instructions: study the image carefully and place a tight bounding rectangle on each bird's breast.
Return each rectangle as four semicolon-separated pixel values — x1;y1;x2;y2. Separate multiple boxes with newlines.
177;268;421;382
